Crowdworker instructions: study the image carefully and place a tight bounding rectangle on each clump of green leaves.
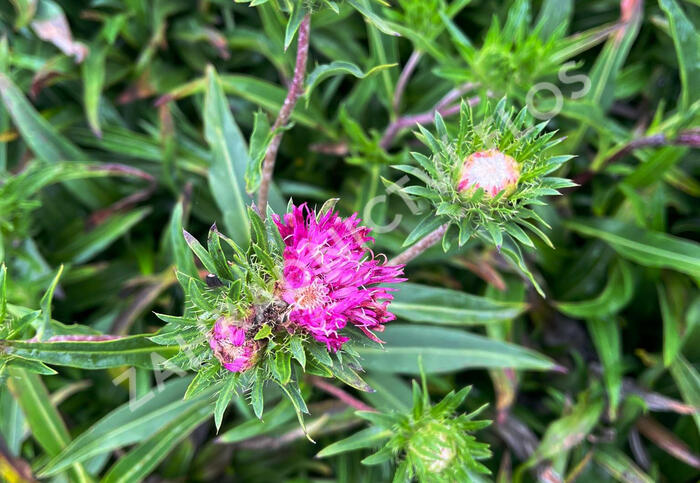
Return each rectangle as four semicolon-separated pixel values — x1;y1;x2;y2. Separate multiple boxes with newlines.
319;375;491;482
439;0;571;96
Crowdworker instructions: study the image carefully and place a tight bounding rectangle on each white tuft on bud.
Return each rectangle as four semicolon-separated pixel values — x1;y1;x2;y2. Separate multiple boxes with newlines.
458;148;520;198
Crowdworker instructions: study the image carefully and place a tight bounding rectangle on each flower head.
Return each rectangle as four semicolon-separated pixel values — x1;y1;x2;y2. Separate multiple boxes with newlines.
274;204;405;351
392;100;575;296
208;317;258;372
458;148;520;198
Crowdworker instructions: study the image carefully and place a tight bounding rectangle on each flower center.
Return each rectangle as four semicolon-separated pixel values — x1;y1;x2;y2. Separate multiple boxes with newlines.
293;281;329;309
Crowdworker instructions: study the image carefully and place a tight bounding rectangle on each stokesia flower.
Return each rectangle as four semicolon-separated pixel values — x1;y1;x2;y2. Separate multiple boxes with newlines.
209;317;258;372
458;148;520;198
273;203;405;351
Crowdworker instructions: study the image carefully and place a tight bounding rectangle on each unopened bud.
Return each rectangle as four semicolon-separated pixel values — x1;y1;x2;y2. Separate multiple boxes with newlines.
407;421;458;474
209;317;259;372
458;148;520;198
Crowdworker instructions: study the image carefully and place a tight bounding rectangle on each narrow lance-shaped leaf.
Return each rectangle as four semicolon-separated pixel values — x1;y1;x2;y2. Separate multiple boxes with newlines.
554;259;634;319
101;397;214;483
203;66;252;247
587;318;622;421
39;377;195;477
390;283;527;326
7;368;92;482
1;335;178;370
355;324;557;374
658;0;700;110
566;218;700;279
0;73;104;207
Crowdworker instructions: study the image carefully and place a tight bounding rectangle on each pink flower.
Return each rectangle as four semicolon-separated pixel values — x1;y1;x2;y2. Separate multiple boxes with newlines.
273;204;405;351
458;148;520;198
209;317;258;372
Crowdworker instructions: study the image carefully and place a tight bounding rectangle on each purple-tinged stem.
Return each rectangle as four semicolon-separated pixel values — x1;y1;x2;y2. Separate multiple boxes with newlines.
573;128;700;186
392;50;422;115
309;376;376;412
389;223;449;266
257;14;311;217
380;96;479;150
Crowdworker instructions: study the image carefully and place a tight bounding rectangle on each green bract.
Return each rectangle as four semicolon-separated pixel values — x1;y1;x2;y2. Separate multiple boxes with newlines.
319;376;491;482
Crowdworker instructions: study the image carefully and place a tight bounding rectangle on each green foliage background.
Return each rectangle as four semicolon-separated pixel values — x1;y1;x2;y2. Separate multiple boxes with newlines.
0;0;699;481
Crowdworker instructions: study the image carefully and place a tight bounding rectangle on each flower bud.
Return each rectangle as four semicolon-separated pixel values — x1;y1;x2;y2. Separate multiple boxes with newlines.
458;148;520;198
208;317;259;372
406;420;459;474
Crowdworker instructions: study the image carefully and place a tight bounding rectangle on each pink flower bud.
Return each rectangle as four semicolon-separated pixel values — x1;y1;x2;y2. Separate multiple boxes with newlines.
209;317;259;373
458;148;520;198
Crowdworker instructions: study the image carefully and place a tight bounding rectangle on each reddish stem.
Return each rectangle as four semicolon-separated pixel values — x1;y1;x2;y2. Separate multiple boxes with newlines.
257;14;311;217
389;223;449;266
380;96;479;150
309;376;376;412
392;50;422;115
573;129;700;186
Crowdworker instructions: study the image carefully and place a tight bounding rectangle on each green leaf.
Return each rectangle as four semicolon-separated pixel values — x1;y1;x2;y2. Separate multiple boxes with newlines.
251;372;265;419
0;381;24;454
304;61;396;101
390;283;527;326
316;426;392;458
658;282;686;368
3;357;57;375
168;202;198;278
54;208;151;264
283;2;306;51
328;362;373;392
361;446;394;465
82;43;107;137
101;396;213;483
36;265;63;340
554;259;634;318
355;325;556;374
1;335;178;370
204;66;252;248
39;377;196;476
217;398;295;444
528;392;604;465
276;379;309;432
669;355;700;432
273;351;292;385
346;0;398;37
0;264;5;321
246;111;272;193
594;448;654;483
182;230;218;275
659;0;700;110
7;368;92;482
566;218;700;278
587;318;622;420
254;324;272;340
220;74;326;131
585;0;642;109
214;375;238;433
0;73;103;208
289;335;305;368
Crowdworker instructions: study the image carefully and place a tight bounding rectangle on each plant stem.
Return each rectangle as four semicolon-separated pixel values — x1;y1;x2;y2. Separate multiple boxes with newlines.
380;95;479;150
389;223;449;266
257;14;311;217
309;376;376;412
573;129;700;186
392;50;422;115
